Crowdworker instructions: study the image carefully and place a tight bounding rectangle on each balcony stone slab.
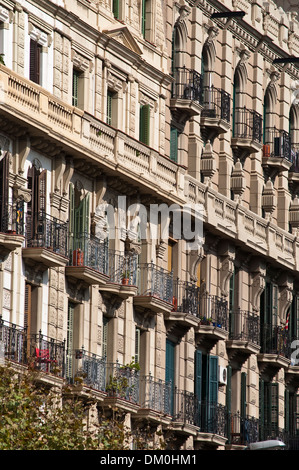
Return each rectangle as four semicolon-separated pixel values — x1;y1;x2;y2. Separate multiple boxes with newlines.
65;265;109;286
22;247;69;269
0;232;24;255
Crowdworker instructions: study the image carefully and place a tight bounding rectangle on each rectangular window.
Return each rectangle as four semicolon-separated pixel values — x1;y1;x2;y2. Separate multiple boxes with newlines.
241;371;247;419
30;39;42;85
139;104;150;146
259;380;279;440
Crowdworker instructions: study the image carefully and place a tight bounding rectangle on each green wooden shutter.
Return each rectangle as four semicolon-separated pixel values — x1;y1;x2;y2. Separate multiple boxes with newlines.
270;382;279;435
208;355;218;404
241;371;247;419
72;70;79;107
166;339;175;414
285;389;290;433
102;317;108;358
113;0;119;18
139;104;150;146
67;302;75;380
226;365;232;412
135;327;141;365
259;378;265;440
272;284;278;327
170;127;178;162
107;90;113;126
0;152;9;231
141;0;146;37
195;349;202;402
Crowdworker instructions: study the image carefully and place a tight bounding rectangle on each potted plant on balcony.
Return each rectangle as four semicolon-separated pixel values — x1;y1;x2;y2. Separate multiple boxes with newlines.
121;270;131;285
199;316;213;325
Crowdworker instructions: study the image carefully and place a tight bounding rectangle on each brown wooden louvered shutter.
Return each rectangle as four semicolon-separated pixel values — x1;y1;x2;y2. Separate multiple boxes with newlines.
0;152;9;232
27;166;36;243
29;39;41;84
38;169;47;215
24;282;32;336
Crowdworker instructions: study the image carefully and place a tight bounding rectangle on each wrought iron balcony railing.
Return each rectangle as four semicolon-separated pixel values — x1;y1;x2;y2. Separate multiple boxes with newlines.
229;309;260;345
25;211;68;257
105;361;140;404
140;374;172;415
196;400;228;437
137;263;173;304
199;294;228;330
201;85;231;123
172;388;199;426
233;107;262;143
263;128;292;162
69;233;108;274
172;66;203;104
0;317;26;364
71;348;106;392
172;280;201;317
260;324;291;358
27;331;65;378
227;411;259;446
107;250;138;286
0;199;24;235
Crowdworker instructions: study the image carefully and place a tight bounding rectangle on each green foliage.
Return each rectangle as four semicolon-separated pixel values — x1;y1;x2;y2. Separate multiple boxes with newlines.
0;364;99;450
0;54;5;65
0;362;165;450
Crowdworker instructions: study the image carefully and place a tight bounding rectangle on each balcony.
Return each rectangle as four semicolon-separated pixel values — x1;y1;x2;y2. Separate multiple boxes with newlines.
0;65;185;207
133;263;174;314
138;374;172;424
100;250;138;299
288;145;299;185
0;200;25;255
231;107;263;157
69;348;107;398
166;280;201;337
226;310;260;365
262;129;293;172
200;86;231;140
226;412;259;449
170;67;203;121
104;361;140;413
195;401;229;448
27;331;65;380
22;211;69;269
258;325;291;376
0;318;65;382
172;389;200;436
195;294;229;349
0;317;26;364
65;233;109;286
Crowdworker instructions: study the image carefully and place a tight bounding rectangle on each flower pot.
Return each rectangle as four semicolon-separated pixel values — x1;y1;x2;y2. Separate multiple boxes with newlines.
263;144;270;158
73;249;84;266
122;278;129;285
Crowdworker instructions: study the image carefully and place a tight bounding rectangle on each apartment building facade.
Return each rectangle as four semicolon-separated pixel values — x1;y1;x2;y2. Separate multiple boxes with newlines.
0;0;299;450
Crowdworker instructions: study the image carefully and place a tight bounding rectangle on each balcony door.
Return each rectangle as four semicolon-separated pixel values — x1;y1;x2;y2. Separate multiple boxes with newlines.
165;339;175;415
69;182;90;261
195;350;218;431
27;164;47;246
260;281;278;353
259;380;279;440
0;151;9;232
